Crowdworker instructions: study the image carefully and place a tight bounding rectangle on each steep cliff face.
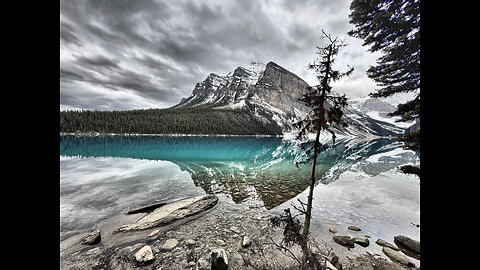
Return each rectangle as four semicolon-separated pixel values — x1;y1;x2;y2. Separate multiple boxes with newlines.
177;62;308;110
251;62;310;118
175;61;405;137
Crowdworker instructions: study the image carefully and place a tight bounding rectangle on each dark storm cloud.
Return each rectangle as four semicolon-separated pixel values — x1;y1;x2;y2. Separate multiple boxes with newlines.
60;0;375;110
76;55;121;71
60;68;84;81
60;21;83;46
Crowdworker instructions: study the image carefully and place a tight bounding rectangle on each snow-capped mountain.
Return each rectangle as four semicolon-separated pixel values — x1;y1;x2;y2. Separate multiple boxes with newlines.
175;61;406;137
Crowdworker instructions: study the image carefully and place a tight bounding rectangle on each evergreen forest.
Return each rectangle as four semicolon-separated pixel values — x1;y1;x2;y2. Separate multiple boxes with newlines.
60;106;283;135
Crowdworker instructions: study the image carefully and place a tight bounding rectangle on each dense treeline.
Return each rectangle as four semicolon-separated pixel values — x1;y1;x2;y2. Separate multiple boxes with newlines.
60;106;282;135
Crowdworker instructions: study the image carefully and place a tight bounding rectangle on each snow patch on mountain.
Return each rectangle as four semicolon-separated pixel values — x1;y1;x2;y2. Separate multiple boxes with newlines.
175;61;409;137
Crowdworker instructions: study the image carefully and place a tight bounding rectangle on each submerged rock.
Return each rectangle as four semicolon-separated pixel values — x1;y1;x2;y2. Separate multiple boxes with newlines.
353;237;370;247
394;235;420;260
375;239;399;251
348;225;361;231
382;247;415;267
329;227;337;233
114;194;218;233
80;229;101;245
333;235;355;249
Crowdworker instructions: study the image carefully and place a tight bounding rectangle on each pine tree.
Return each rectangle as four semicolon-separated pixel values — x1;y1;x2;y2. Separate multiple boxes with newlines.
348;0;420;148
280;30;354;268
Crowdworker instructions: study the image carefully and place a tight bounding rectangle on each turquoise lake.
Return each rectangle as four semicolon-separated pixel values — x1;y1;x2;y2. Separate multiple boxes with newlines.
60;135;419;244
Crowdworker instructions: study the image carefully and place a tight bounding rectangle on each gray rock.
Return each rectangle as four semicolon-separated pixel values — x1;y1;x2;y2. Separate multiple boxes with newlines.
353;237;370;247
241;235;251;248
333;235;355;249
326;260;339;270
85;247;101;255
344;261;374;270
148;229;160;238
185;239;196;246
394;235;420;260
327;251;339;265
229;226;241;234
382;247;415;267
231;252;244;266
134;245;154;263
329;227;337;233
160;238;179;251
375;239;399;251
196;257;210;270
80;229;101;245
347;225;361;231
211;248;228;270
114;194;218;233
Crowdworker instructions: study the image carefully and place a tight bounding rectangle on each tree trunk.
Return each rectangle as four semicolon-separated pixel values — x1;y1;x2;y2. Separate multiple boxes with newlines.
300;127;321;267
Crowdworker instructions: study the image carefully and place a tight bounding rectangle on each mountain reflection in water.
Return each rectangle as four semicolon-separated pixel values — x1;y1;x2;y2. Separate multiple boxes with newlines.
60;135;418;209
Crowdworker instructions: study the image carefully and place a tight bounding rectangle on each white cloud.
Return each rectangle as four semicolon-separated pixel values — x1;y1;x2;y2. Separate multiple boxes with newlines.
60;0;384;110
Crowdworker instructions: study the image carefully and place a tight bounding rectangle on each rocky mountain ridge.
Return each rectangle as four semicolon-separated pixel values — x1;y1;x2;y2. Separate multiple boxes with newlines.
176;61;406;137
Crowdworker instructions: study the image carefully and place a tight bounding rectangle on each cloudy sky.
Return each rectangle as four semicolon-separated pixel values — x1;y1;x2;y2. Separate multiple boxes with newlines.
60;0;384;111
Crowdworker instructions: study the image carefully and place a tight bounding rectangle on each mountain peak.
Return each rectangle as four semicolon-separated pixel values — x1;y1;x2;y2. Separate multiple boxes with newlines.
174;60;406;137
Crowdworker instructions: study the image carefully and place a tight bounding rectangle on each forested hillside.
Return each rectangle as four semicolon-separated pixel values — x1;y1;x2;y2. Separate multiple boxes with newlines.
60;106;283;135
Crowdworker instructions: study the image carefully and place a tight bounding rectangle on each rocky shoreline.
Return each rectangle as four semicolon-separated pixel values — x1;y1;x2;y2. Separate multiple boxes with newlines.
60;194;419;270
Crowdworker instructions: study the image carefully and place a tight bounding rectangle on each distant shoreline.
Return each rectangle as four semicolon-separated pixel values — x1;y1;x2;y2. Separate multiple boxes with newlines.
59;132;283;138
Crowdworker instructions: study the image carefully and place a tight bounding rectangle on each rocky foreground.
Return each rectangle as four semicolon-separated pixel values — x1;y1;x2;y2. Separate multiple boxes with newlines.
60;194;420;270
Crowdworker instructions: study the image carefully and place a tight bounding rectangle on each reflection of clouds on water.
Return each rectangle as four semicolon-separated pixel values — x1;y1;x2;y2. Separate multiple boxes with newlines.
59;157;204;239
60;136;419;237
278;168;420;265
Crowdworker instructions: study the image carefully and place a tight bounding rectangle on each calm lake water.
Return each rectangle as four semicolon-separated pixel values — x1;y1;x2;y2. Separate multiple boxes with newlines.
60;135;416;209
60;135;420;262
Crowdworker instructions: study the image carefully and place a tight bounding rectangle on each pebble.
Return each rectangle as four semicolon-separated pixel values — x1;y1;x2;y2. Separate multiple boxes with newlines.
148;229;160;238
185;239;196;246
241;235;251;247
229;226;241;234
329;227;337;233
347;225;361;231
134;245;154;263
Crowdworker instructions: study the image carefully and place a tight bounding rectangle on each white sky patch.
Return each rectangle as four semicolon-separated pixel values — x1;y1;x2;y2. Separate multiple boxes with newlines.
60;81;165;111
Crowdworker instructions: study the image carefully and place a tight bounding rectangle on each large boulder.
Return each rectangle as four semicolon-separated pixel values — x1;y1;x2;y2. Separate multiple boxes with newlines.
114;194;218;233
394;235;420;260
